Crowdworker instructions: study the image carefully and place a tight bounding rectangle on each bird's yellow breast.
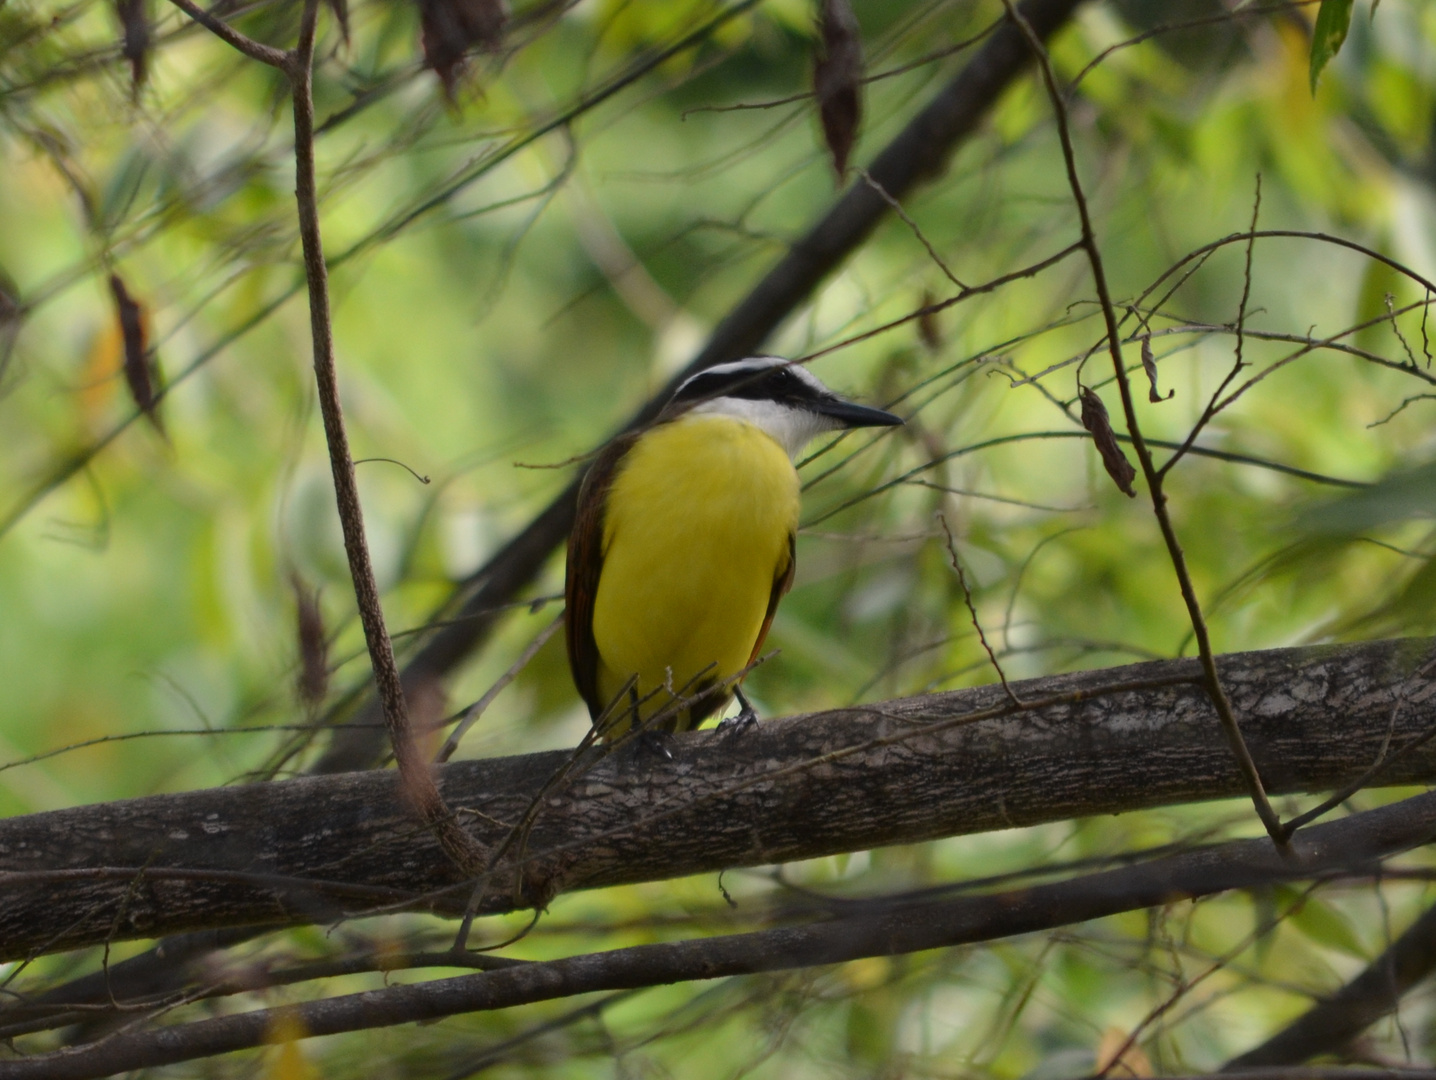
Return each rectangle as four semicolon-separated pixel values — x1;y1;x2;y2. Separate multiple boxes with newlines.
590;413;799;728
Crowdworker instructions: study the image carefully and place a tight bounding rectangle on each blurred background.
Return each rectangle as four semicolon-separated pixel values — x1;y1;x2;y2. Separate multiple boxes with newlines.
5;0;1436;1073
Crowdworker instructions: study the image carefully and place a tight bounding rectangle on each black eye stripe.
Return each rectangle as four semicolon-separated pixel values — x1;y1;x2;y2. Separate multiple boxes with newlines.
671;365;814;405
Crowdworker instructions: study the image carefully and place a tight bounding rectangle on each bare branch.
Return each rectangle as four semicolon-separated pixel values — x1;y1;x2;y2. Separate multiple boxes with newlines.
1;638;1435;962
1224;901;1436;1066
287;0;483;874
999;0;1285;845
162;0;288;68
435;613;563;764
6;785;1436;1079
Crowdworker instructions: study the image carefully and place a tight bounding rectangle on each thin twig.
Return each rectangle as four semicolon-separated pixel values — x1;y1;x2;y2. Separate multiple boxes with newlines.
285;0;483;872
1369;392;1436;428
1385;292;1420;367
162;0;288;67
998;0;1286;846
435;613;564;763
1158;177;1264;479
1068;2;1317;91
936;512;1018;704
1096;883;1321;1079
856;168;967;290
352;456;431;483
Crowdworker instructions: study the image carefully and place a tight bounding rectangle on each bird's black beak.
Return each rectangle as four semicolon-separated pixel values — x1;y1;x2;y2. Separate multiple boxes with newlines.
812;397;904;429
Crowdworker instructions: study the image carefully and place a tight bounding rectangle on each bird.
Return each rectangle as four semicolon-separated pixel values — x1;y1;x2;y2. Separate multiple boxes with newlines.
564;355;902;737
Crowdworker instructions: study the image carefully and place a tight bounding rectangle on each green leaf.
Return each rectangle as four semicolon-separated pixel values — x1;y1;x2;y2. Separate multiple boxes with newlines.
1298;460;1436;537
1276;886;1367;959
1309;0;1355;94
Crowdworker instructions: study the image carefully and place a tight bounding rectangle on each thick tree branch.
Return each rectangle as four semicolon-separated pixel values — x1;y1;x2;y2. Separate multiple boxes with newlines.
1;638;1434;962
1224;901;1436;1067
313;0;1089;772
6;785;1436;1079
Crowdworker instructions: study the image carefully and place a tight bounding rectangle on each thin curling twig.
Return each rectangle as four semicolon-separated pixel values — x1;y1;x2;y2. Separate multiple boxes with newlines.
435;613;564;764
163;0;289;67
286;0;483;873
998;0;1286;847
1157;175;1263;479
937;512;1018;705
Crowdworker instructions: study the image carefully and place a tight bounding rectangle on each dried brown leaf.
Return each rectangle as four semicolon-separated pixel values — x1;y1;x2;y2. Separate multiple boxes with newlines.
108;273;163;434
116;0;149;92
917;289;941;352
1140;334;1171;403
813;0;862;180
291;573;328;710
1079;386;1137;497
418;0;507;95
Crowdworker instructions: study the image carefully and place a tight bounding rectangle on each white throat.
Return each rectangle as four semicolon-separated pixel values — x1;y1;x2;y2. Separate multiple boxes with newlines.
688;396;838;460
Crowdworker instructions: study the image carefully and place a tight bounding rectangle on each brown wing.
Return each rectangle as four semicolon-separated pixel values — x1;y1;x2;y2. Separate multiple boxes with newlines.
747;530;796;668
565;433;639;720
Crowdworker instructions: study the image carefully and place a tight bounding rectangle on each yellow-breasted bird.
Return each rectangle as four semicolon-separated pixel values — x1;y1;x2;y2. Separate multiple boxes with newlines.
564;356;902;735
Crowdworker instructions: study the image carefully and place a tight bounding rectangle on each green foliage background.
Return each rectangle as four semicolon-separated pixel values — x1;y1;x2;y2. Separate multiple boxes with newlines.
5;0;1436;1074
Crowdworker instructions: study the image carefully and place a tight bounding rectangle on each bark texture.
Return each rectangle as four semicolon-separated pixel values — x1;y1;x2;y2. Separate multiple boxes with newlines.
2;637;1434;962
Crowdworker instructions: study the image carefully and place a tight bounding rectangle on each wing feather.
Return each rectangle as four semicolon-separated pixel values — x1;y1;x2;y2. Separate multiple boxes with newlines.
565;434;639;720
747;529;796;668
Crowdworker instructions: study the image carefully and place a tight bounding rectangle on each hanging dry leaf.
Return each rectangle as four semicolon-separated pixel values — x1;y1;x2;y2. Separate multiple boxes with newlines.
917;289;941;352
813;0;862;180
1140;335;1171;403
115;0;149;92
1079;386;1137;497
108;273;164;434
417;0;507;95
291;573;328;710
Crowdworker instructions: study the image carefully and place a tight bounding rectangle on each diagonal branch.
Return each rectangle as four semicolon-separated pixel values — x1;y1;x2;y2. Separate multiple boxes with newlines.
1224;900;1436;1067
162;0;289;68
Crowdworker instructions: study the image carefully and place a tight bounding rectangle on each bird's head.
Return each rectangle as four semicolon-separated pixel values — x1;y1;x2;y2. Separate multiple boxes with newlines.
666;356;902;459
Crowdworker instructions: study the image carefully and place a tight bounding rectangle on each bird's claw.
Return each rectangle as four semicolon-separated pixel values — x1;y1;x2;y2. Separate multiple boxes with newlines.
635;729;675;761
719;688;760;735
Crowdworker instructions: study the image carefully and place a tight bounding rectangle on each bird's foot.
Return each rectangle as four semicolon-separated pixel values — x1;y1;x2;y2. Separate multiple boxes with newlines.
719;689;760;735
634;729;675;761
